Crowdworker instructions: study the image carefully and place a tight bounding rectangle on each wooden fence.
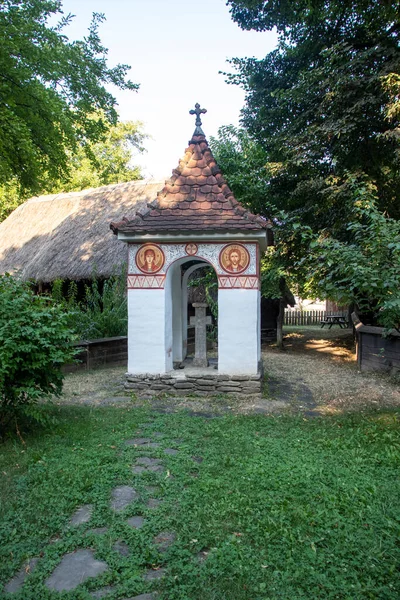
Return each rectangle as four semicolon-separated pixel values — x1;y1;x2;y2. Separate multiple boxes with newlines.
63;336;128;372
284;310;345;326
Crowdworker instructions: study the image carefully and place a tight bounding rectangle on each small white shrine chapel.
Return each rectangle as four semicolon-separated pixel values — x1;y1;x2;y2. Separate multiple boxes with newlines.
111;105;272;397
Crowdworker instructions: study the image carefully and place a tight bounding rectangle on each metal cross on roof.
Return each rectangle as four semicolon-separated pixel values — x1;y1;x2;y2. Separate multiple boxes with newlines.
189;103;207;127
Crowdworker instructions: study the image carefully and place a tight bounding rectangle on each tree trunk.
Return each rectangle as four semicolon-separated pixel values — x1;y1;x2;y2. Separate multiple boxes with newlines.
276;298;284;349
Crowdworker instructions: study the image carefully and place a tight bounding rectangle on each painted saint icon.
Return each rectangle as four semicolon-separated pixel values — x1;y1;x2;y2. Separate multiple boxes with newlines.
220;243;250;274
136;243;165;274
185;242;198;256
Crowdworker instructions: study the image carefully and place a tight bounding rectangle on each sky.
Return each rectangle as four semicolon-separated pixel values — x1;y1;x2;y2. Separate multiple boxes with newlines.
59;0;277;179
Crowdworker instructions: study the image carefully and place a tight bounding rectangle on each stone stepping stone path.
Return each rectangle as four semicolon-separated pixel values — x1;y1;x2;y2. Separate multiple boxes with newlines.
145;485;160;494
4;426;186;597
127;515;145;529
144;568;166;581
111;485;138;512
113;540;130;557
90;585;117;598
147;498;162;509
192;455;204;463
4;558;39;594
126;438;161;449
126;437;152;446
130;594;159;600
69;503;93;525
153;531;176;553
87;526;108;535
197;549;209;563
45;549;108;592
136;457;163;466
133;457;164;474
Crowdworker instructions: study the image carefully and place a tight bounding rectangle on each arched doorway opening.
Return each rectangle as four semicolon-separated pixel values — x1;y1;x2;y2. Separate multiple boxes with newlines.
165;256;218;368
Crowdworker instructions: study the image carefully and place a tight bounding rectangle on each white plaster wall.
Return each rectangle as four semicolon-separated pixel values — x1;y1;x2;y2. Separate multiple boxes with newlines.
127;289;167;374
163;270;174;372
218;289;260;374
257;289;261;364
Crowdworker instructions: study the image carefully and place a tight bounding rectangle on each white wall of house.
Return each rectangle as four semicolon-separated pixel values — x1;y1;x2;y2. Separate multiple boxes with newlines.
126;242;262;376
218;288;260;374
127;289;167;374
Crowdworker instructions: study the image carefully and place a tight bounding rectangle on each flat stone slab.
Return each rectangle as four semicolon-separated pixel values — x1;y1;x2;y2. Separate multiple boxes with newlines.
127;594;159;600
147;498;162;509
87;527;108;536
164;448;178;456
45;549;108;591
127;516;145;529
69;504;93;526
5;558;39;593
126;439;161;449
125;438;151;446
192;456;203;463
111;486;138;512
197;550;209;562
132;465;146;474
113;540;130;556
145;485;160;494
144;568;166;581
153;531;176;552
136;457;162;466
133;464;164;474
90;586;117;598
147;464;164;473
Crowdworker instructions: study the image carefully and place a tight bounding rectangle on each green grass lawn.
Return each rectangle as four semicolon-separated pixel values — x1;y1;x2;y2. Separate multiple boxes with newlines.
1;406;399;599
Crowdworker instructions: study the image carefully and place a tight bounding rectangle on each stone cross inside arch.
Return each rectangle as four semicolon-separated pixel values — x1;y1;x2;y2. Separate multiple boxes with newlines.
189;103;207;127
190;303;212;368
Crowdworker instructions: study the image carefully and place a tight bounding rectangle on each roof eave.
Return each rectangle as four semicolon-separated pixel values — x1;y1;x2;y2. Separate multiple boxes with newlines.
116;228;269;252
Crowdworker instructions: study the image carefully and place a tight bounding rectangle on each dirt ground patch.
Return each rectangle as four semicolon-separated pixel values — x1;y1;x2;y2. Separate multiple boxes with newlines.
263;326;400;413
58;326;400;415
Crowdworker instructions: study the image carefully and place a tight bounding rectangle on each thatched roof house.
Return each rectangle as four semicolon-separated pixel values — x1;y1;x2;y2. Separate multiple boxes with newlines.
0;180;163;283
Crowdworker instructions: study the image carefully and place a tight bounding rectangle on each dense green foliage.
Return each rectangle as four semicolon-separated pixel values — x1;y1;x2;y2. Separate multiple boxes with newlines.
213;1;400;326
0;274;75;433
0;406;399;598
298;181;400;330
0;179;23;224
0;0;138;194
51;269;128;340
0;118;146;222
46;118;146;194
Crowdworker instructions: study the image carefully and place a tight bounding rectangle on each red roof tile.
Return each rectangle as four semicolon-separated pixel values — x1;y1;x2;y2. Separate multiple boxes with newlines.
110;130;270;235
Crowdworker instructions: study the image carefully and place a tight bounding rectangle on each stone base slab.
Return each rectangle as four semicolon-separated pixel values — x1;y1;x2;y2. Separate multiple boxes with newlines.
125;371;262;398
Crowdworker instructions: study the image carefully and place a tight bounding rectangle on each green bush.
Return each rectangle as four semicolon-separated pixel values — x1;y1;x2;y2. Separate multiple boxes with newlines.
0;274;76;434
51;267;128;340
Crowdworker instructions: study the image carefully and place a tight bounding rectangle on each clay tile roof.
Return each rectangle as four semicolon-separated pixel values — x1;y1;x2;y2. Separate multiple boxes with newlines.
111;129;270;235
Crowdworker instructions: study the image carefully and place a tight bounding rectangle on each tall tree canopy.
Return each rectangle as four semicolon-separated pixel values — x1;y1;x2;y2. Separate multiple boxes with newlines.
225;0;400;224
0;0;138;194
216;1;400;327
47;118;147;193
0;118;147;222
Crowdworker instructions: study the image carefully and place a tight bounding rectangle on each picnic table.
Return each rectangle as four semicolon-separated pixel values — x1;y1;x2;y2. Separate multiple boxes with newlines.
320;314;348;329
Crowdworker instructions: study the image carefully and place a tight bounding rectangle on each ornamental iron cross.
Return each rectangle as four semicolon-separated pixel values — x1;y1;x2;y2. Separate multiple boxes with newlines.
189;103;207;127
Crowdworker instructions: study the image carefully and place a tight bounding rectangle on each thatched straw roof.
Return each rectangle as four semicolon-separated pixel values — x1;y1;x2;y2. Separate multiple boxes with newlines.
0;180;163;282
